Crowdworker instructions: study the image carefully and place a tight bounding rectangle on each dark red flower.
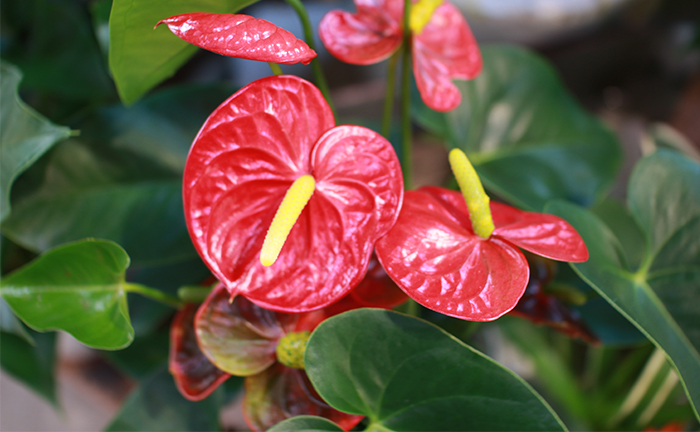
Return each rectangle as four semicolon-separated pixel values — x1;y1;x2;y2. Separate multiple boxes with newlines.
375;186;588;321
319;0;481;111
156;13;317;64
183;75;403;313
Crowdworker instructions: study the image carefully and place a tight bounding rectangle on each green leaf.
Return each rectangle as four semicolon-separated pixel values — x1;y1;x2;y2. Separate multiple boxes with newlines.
306;309;567;431
412;45;621;211
0;239;134;350
0;0;116;103
0;297;33;344
0;61;71;222
101;327;170;381
268;416;345;432
105;367;222;431
109;0;257;104
547;149;700;419
0;330;57;405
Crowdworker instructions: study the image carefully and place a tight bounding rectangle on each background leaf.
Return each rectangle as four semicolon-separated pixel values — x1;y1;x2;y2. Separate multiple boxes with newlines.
105;367;222;431
412;45;621;211
109;0;257;104
305;309;567;431
548;149;700;419
0;61;70;222
0;330;57;405
0;239;134;350
268;416;345;432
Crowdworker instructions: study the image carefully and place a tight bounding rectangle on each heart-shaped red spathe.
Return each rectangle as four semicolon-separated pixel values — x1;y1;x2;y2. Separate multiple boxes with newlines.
156;13;317;65
183;75;403;313
169;303;230;401
375;186;588;321
319;0;482;112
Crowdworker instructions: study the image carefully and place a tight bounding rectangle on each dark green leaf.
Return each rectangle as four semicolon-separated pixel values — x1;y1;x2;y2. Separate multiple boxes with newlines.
548;150;700;419
105;367;222;431
0;297;33;344
0;61;70;222
102;327;170;381
306;309;567;431
0;239;134;350
0;330;56;405
268;416;345;432
413;45;621;211
0;0;115;102
109;0;257;104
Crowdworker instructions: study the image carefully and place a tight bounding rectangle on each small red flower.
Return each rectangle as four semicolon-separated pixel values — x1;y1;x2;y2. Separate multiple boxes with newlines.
375;186;588;321
319;0;481;112
183;75;403;313
156;13;317;64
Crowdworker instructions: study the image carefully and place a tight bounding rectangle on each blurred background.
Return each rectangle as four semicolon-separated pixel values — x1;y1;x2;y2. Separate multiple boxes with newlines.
1;0;699;430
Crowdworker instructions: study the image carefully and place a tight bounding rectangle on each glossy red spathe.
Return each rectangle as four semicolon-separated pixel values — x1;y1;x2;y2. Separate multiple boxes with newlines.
375;186;588;321
156;13;317;65
319;0;481;112
183;75;403;313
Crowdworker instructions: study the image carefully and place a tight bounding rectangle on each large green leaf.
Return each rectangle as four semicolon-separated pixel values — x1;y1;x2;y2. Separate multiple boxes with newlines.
105;367;222;431
109;0;256;104
412;45;621;211
0;239;134;350
0;61;70;222
305;309;567;431
0;331;57;405
3;84;232;267
269;416;345;432
548;149;700;419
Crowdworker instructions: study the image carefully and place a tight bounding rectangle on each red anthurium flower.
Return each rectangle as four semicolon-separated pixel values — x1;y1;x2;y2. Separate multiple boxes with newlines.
375;149;588;321
156;13;317;64
169;283;365;431
319;0;481;112
183;75;403;313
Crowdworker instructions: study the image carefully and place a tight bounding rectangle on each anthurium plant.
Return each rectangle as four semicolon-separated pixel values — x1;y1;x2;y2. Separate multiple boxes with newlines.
1;0;699;431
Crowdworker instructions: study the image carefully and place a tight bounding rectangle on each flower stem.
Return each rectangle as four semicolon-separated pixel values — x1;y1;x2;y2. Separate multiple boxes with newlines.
400;0;413;189
268;62;284;75
124;283;183;309
284;0;335;114
381;52;400;139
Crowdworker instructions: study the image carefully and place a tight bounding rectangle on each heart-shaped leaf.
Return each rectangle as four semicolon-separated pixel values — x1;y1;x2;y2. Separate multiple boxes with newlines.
548;149;700;419
0;61;70;222
412;45;621;211
109;0;258;104
0;239;134;350
305;308;567;431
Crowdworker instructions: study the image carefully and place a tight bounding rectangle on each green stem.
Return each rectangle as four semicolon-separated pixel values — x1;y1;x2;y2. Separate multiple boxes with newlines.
124;283;183;309
177;286;213;303
268;62;284;76
381;52;400;139
284;0;334;115
400;0;413;189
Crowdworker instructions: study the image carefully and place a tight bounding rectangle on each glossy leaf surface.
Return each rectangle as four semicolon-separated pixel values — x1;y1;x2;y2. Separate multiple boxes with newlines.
269;416;344;432
244;364;363;432
376;186;587;321
0;240;133;350
109;0;256;104
105;367;222;431
184;75;403;312
548;149;700;419
413;45;621;211
306;309;567;431
195;285;295;376
319;0;481;111
171;303;230;400
157;13;316;64
0;61;70;222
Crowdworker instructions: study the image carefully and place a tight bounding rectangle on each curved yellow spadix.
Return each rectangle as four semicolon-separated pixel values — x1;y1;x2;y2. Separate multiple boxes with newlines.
448;149;494;239
410;0;443;35
260;175;316;267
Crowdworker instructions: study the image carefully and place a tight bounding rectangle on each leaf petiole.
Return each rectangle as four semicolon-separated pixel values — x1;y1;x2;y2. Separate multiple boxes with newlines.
124;283;182;309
